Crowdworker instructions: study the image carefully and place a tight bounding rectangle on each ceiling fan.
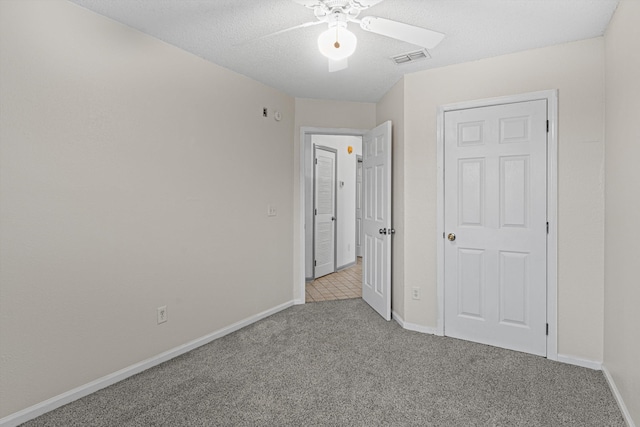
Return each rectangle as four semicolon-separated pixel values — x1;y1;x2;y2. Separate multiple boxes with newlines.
253;0;445;72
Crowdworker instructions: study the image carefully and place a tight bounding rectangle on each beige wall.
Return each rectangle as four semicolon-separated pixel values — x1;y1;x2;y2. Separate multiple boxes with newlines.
3;0;635;422
604;0;640;423
375;79;406;318
0;0;295;418
293;98;376;300
402;38;606;361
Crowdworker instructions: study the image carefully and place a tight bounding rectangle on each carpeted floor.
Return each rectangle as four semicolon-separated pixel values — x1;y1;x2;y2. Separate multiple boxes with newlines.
23;299;624;426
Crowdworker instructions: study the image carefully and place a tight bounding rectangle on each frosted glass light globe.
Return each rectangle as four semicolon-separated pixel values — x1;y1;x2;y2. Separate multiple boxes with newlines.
317;26;357;61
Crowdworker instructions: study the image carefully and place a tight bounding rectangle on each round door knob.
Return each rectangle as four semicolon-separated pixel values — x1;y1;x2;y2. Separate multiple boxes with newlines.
447;233;456;241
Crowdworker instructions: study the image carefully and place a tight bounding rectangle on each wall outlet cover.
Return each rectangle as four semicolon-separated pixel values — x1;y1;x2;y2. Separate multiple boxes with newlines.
157;306;168;324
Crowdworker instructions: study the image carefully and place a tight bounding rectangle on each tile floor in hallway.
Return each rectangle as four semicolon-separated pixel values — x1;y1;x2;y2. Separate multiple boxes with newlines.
306;257;362;302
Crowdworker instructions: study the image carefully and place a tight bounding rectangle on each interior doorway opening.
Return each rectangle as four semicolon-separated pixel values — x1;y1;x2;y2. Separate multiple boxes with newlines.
298;122;393;320
307;134;363;280
298;128;367;303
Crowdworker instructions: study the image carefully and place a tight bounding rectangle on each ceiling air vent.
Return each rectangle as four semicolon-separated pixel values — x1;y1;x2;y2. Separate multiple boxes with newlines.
391;49;431;65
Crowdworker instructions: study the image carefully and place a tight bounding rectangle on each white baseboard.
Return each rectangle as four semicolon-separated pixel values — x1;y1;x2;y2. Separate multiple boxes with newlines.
0;300;295;427
336;260;357;271
556;353;602;370
391;315;604;372
392;310;437;335
602;365;637;427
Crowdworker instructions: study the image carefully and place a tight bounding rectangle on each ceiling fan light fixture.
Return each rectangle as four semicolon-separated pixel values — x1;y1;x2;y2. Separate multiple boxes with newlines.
317;23;357;61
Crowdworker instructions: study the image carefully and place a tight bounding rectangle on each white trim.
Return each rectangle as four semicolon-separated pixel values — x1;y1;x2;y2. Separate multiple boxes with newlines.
298;127;369;302
0;300;295;427
337;259;357;271
436;106;446;337
602;365;637;427
436;90;559;360
556;354;602;371
392;310;438;335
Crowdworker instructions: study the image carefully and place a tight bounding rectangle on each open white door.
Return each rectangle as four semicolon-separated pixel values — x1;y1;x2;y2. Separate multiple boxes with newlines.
314;145;337;279
362;121;392;320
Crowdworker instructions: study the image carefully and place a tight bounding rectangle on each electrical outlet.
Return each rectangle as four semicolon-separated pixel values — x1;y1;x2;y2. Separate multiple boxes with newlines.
412;287;421;300
157;306;167;324
267;204;277;217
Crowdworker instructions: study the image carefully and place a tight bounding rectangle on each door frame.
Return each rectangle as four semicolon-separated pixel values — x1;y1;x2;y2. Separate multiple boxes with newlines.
298;127;368;303
355;155;363;258
313;144;338;279
436;89;558;361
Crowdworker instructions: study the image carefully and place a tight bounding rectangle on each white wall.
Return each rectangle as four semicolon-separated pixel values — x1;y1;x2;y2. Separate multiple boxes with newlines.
293;98;376;299
310;135;362;274
604;1;640;424
0;0;294;418
400;38;606;362
375;79;405;318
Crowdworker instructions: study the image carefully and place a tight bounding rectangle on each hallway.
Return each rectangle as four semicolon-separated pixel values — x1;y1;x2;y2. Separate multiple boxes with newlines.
305;258;362;302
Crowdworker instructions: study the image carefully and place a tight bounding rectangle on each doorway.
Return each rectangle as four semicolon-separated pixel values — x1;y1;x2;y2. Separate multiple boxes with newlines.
298;123;393;320
307;134;363;303
436;90;558;359
307;134;362;280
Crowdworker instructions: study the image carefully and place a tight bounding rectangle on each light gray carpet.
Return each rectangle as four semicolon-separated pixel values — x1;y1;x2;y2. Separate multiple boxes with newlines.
23;299;624;426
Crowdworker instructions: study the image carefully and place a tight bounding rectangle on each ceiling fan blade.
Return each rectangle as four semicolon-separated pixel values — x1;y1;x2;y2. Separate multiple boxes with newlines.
292;0;323;8
328;58;348;72
236;20;323;45
359;16;444;49
352;0;385;8
294;0;385;10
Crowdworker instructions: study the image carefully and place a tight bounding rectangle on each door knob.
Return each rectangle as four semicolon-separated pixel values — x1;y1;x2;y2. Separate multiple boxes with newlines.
447;233;456;241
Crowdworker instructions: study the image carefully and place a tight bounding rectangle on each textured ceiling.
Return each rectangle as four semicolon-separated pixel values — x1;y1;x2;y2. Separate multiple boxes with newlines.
68;0;619;103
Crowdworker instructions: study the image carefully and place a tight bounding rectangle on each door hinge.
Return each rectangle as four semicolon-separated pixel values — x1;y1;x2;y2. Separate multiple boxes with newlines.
315;158;318;164
314;208;317;215
546;222;549;234
443;232;445;239
314;260;317;267
546;323;549;336
546;120;549;133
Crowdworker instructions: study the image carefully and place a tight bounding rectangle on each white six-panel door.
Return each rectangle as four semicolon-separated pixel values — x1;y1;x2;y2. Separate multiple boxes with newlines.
362;121;392;321
314;146;337;279
444;100;548;356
